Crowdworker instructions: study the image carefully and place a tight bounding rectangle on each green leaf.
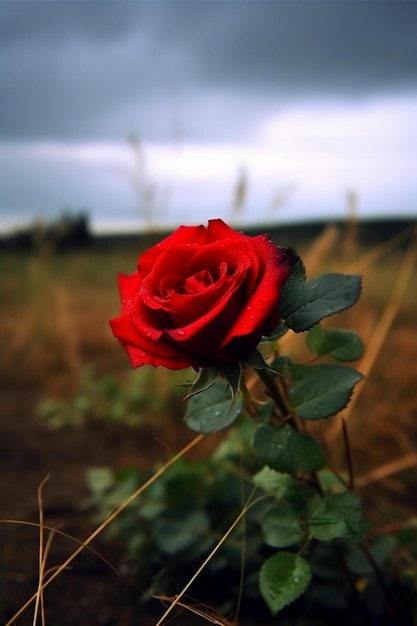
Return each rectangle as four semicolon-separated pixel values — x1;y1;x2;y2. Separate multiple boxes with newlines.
262;504;305;548
307;325;365;361
262;322;289;342
254;401;275;423
253;424;325;473
289;364;363;419
305;323;325;353
253;467;298;498
309;491;362;542
253;467;300;500
85;467;114;496
183;366;220;400
259;551;311;615
271;355;294;373
211;414;256;462
285;273;362;332
184;379;243;433
153;508;210;555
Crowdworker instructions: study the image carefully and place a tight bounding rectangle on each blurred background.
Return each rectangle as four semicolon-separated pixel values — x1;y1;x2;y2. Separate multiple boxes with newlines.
1;3;417;625
1;1;416;235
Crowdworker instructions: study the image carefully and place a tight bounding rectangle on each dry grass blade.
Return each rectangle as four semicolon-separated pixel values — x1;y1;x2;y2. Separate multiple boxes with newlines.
153;595;237;626
345;223;415;275
356;453;417;488
33;474;52;626
4;434;204;626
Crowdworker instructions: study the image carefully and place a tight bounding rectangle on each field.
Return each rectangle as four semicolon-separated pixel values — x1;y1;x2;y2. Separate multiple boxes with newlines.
1;220;417;625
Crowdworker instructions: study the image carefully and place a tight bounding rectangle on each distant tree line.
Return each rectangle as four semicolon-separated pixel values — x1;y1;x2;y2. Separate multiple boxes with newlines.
0;211;92;252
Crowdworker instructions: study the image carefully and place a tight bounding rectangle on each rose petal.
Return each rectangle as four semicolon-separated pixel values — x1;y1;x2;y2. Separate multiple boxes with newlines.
186;239;250;278
221;240;295;345
137;225;206;275
205;218;248;244
140;240;249;327
109;316;193;369
117;272;141;312
150;276;237;327
164;278;245;365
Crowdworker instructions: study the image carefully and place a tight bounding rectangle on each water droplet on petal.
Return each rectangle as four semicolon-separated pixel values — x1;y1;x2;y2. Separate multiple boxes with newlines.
176;329;185;336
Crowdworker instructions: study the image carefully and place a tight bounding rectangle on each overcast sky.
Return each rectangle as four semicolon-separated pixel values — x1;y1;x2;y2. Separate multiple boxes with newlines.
1;1;416;233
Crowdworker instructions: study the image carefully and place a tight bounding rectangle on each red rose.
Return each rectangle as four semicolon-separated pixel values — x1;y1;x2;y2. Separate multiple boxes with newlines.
110;219;294;370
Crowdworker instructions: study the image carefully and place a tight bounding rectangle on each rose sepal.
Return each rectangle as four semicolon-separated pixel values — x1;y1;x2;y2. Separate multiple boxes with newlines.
183;366;222;401
221;363;243;400
184;378;243;433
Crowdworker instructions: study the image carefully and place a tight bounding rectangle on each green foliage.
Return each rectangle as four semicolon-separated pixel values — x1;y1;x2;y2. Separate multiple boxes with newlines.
261;503;305;548
253;467;302;502
259;552;311;615
184;378;243;433
289;363;363;419
344;535;398;575
308;491;363;542
262;322;289;341
85;424;269;602
153;508;212;556
242;348;272;370
183;365;221;399
87;439;417;623
253;424;325;473
38;366;186;427
253;467;362;544
275;257;363;336
172;256;411;619
307;324;365;361
282;272;362;332
85;252;416;622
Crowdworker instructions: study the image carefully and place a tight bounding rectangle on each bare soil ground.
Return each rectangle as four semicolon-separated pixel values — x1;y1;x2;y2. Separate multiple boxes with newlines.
0;371;215;625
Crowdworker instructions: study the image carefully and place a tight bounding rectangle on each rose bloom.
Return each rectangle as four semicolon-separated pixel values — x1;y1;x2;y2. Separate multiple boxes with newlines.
110;219;295;370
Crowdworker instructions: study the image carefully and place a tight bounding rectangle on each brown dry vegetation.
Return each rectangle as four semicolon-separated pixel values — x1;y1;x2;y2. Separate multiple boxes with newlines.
0;221;417;625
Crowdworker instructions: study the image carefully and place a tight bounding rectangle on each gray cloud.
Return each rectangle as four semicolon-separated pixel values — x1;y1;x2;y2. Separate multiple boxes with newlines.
1;1;417;142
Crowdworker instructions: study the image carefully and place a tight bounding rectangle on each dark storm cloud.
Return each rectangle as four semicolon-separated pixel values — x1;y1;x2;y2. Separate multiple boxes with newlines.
179;2;417;95
0;2;139;44
1;1;417;142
